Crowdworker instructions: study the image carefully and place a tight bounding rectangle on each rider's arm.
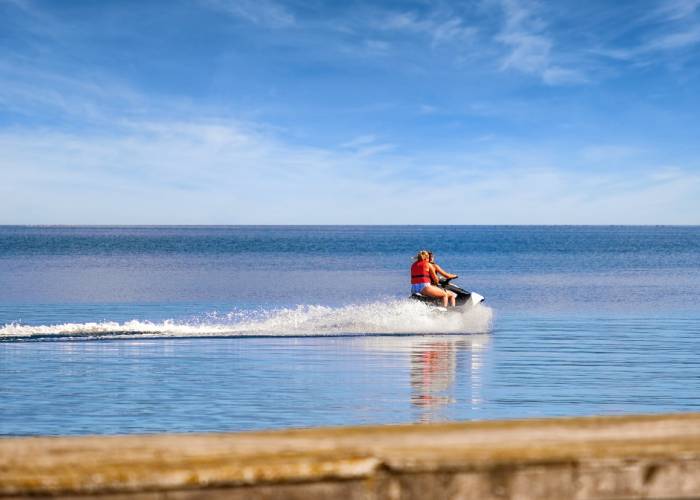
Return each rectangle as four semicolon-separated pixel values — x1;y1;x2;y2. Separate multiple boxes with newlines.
433;263;457;279
429;264;440;285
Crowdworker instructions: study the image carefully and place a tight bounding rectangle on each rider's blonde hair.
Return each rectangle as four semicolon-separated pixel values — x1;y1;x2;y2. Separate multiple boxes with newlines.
414;250;430;262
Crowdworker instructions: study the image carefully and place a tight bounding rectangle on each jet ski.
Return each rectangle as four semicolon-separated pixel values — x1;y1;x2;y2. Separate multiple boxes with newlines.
410;277;485;309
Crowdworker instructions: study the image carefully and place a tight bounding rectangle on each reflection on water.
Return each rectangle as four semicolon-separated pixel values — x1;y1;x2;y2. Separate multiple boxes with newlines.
469;335;489;409
7;315;700;436
408;335;491;423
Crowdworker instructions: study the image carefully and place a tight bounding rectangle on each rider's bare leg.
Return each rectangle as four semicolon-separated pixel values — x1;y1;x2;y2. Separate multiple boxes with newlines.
420;285;449;307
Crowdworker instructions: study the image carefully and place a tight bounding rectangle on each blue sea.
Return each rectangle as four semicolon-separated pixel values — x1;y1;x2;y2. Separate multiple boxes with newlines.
1;226;699;436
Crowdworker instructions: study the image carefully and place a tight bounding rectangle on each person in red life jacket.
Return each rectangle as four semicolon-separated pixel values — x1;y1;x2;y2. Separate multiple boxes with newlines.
427;251;458;282
410;250;456;307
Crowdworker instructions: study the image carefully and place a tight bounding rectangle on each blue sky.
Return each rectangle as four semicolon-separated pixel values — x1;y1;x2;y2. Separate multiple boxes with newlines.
1;0;699;224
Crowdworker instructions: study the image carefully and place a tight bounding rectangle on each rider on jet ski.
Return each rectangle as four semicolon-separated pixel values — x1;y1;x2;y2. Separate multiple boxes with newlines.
410;250;456;307
427;251;458;282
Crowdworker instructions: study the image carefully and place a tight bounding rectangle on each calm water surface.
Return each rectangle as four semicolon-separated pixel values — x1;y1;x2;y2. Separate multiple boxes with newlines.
1;226;699;435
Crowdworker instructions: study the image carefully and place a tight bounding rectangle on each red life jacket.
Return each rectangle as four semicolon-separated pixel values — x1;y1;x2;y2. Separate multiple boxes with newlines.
411;260;431;284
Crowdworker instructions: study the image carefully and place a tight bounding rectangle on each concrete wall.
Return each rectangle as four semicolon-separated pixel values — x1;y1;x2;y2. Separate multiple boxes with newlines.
3;413;700;499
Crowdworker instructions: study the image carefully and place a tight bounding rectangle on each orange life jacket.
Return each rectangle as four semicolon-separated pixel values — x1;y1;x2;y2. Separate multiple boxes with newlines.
410;260;431;284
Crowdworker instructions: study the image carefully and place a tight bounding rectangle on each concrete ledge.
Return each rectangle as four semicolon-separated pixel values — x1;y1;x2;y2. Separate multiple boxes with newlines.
4;413;700;498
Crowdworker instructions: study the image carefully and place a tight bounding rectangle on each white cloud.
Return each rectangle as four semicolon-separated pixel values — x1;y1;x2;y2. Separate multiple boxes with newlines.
542;66;587;85
492;0;699;84
340;135;394;158
431;17;477;46
200;0;294;28
364;39;391;54
2;118;699;224
496;0;585;85
591;27;700;62
382;11;477;47
432;166;700;224
0;119;404;223
341;135;377;148
2;1;700;224
645;25;700;50
499;31;551;73
654;0;700;21
593;1;700;64
355;143;395;158
580;145;644;163
0;57;147;123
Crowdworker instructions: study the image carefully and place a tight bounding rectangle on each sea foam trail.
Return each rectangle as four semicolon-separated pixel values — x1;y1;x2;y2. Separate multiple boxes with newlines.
0;300;493;340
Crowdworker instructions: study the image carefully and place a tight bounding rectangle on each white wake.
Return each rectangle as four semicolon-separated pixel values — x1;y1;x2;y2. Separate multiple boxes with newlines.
0;300;493;340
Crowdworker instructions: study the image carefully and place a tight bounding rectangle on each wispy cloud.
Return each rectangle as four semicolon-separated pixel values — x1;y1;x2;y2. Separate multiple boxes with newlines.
493;0;700;83
382;11;477;47
2;112;698;224
580;145;645;164
200;0;295;28
593;0;700;63
499;31;550;72
653;0;700;21
0;119;406;223
496;0;587;85
0;58;145;122
2;0;700;224
341;135;377;148
340;135;394;158
0;0;70;48
645;25;700;51
627;26;700;57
